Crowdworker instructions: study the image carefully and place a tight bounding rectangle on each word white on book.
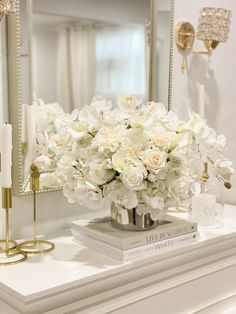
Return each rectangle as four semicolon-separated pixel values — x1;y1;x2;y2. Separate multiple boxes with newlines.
74;231;199;261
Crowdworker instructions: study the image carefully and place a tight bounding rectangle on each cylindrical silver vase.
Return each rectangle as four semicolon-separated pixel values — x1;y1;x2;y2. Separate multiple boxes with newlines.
111;203;158;231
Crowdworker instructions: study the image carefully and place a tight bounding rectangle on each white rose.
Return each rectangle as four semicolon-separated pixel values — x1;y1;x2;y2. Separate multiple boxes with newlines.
122;166;145;190
168;176;191;200
88;163;114;185
141;149;166;171
92;125;125;153
49;131;70;154
154;135;170;149
34;155;51;171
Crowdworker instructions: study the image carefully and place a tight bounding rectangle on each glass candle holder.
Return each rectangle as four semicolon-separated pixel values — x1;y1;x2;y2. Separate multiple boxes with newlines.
191;177;224;228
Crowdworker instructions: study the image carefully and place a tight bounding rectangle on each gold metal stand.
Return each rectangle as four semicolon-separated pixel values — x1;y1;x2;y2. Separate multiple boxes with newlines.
18;165;55;254
21;142;27;157
0;188;27;266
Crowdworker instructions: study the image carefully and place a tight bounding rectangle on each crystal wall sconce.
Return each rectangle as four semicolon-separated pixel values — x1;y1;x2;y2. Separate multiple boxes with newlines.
175;7;232;70
0;0;16;21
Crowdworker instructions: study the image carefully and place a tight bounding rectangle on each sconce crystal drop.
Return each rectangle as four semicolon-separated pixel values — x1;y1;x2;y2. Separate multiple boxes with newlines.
196;7;232;43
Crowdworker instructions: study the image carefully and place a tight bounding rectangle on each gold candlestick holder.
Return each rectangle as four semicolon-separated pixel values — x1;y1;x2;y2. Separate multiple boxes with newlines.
18;164;55;254
21;142;27;157
0;188;27;266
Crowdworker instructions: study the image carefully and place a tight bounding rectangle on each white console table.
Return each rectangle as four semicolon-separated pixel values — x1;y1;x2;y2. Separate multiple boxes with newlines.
1;205;236;314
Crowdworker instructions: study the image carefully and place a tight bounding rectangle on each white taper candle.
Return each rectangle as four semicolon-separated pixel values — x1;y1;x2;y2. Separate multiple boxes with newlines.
26;105;36;165
0;123;12;188
22;103;28;143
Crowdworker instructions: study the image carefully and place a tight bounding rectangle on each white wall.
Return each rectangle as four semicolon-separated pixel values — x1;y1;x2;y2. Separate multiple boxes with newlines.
172;0;236;204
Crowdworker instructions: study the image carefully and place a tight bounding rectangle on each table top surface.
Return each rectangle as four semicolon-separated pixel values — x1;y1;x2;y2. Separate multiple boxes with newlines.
0;204;236;303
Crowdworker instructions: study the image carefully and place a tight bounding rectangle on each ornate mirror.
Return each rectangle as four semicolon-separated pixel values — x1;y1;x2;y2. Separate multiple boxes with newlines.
7;0;174;195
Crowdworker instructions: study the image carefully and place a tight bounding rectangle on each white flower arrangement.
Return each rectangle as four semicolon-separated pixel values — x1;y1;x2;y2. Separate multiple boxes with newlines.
50;95;233;217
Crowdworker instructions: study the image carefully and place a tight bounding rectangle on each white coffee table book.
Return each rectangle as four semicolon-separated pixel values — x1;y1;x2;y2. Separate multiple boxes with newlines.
0;204;236;314
71;215;198;260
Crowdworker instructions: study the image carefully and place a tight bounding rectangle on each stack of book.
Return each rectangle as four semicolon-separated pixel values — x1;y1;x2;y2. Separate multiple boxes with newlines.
71;215;198;261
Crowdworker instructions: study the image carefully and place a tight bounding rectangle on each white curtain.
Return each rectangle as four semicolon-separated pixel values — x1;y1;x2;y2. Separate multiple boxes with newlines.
57;24;95;112
95;25;146;100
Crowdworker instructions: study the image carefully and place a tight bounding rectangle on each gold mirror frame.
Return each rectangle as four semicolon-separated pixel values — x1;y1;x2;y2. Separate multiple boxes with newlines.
7;0;174;196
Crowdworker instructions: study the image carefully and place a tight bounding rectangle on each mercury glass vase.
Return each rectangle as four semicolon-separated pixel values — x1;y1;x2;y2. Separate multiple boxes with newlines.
111;203;158;231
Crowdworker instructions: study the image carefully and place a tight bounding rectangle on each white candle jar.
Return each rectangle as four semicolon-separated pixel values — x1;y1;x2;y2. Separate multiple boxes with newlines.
191;179;224;227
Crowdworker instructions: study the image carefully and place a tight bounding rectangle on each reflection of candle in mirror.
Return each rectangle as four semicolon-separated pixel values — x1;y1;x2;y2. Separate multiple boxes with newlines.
192;193;216;226
0;123;12;188
198;83;205;118
26;106;36;165
22;104;28;143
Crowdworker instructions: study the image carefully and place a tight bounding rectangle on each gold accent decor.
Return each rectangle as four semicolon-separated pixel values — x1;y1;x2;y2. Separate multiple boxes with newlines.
18;165;55;254
2;187;12;209
175;7;232;70
0;188;27;266
175;22;195;70
21;142;27;156
175;22;195;53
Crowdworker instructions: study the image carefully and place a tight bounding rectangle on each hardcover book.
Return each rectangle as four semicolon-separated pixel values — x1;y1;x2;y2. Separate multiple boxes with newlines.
74;231;199;261
71;215;197;250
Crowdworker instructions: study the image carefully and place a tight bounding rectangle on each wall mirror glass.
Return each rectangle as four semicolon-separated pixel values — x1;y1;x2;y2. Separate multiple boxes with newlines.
7;0;173;196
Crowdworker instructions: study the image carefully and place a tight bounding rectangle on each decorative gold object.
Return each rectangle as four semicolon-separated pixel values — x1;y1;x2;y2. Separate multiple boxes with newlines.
175;7;232;70
0;188;27;266
18;165;55;254
175;22;195;70
196;7;232;54
200;162;209;193
21;142;27;157
0;0;16;21
175;22;195;52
